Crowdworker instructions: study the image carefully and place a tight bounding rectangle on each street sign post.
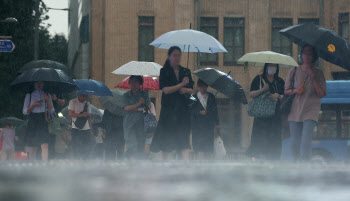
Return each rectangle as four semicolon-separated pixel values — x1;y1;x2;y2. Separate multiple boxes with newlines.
0;40;15;52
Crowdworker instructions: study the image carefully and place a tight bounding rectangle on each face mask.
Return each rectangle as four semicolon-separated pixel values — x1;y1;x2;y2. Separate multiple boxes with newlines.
267;66;277;75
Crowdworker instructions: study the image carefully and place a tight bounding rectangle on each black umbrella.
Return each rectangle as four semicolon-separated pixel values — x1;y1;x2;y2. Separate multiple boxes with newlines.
18;60;75;78
61;104;103;124
193;68;247;104
11;68;79;93
280;23;350;71
0;117;25;127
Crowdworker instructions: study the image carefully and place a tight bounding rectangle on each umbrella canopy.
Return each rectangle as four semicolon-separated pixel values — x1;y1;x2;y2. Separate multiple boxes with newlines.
98;89;126;116
193;68;247;104
75;79;113;96
62;104;103;124
280;23;350;71
10;68;78;93
150;29;227;53
0;117;25;127
237;51;298;67
18;60;75;78
115;76;160;91
112;61;162;76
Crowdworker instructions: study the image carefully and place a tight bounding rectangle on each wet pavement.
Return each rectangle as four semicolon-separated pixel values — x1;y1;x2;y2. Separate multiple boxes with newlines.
0;160;350;201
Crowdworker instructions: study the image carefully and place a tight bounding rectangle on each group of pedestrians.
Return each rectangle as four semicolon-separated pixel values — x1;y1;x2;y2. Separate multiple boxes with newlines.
248;45;327;161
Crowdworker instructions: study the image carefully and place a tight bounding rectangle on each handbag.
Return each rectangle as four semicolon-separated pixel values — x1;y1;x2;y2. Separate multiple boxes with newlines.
144;106;157;137
48;117;62;135
214;129;226;159
247;75;277;118
74;102;89;129
280;67;297;115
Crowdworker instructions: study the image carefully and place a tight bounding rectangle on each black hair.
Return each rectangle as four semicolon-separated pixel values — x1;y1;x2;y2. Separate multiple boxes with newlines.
197;79;208;87
300;44;319;64
129;75;143;85
163;46;182;68
262;63;280;79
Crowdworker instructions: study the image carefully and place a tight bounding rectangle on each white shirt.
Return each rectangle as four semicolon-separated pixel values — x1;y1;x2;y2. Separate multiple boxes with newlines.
23;90;55;115
68;98;91;130
197;91;209;110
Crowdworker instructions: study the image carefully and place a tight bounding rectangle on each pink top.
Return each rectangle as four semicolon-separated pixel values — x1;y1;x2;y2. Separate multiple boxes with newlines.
285;67;327;122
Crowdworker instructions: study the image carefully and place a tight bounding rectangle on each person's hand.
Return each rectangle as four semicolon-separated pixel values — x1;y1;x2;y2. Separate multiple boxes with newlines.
32;100;43;107
138;98;145;105
200;110;207;115
306;68;315;80
80;112;88;117
182;77;190;86
295;85;303;95
15;136;19;141
101;133;106;139
269;93;279;100
179;88;186;94
262;84;269;92
51;94;57;101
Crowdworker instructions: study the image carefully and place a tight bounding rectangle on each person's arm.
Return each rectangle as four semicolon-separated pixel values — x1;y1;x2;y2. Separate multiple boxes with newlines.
52;94;65;107
124;98;144;112
250;84;269;98
310;71;326;98
249;76;269;98
23;94;42;115
68;100;86;118
163;78;189;94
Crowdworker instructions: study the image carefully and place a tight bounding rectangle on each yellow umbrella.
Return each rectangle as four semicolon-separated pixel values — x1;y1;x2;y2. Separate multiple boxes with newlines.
237;51;298;68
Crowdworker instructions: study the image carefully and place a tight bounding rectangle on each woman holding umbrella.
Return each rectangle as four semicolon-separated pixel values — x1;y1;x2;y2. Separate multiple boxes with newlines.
284;45;326;161
23;81;54;160
248;63;285;160
151;46;194;160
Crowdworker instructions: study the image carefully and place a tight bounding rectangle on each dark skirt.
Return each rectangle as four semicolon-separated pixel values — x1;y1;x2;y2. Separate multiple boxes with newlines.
247;114;282;160
25;113;49;147
192;124;214;153
151;105;191;153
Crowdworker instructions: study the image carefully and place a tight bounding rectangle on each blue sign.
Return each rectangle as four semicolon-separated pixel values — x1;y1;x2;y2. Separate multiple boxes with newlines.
0;40;15;52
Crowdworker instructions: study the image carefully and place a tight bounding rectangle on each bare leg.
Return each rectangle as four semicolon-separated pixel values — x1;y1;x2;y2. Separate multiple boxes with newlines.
182;149;190;161
145;144;150;154
197;152;205;160
41;143;48;161
27;146;38;160
162;152;169;160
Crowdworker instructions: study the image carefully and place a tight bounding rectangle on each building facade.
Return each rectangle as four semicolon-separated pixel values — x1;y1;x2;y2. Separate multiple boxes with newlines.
68;0;350;153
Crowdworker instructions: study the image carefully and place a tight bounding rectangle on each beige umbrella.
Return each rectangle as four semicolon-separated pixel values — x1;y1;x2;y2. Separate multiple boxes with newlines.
111;61;162;76
237;51;298;68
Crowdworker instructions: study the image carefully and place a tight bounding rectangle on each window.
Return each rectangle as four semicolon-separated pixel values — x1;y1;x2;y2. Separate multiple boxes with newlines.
200;17;219;66
339;13;349;41
271;18;293;56
224;18;245;66
79;15;89;44
316;110;350;139
297;18;319;59
138;16;154;62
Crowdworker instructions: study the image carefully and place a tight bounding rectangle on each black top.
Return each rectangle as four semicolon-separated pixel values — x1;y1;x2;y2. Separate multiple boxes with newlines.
159;66;194;108
250;74;285;95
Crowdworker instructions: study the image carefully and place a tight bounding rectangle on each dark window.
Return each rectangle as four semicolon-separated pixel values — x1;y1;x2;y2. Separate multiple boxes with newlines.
223;18;245;66
316;110;350;139
200;17;219;66
339;13;349;41
297;18;319;60
79;15;89;44
271;18;293;56
138;16;154;62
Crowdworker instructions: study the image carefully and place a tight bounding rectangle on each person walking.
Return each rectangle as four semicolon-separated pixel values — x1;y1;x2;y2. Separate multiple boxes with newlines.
68;94;93;160
247;63;285;160
191;79;219;160
122;75;151;159
101;110;125;160
0;124;18;161
151;46;194;160
23;81;54;160
284;45;326;161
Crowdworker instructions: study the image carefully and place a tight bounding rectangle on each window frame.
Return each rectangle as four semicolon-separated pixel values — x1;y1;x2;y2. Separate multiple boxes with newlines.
138;16;155;62
223;17;245;66
271;18;293;56
200;17;219;66
339;13;349;42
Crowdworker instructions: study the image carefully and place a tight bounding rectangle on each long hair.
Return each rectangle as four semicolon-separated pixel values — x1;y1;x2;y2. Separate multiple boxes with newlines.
262;63;280;79
163;46;182;69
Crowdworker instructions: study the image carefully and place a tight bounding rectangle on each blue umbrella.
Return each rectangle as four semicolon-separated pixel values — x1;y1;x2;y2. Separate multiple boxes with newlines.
75;79;113;96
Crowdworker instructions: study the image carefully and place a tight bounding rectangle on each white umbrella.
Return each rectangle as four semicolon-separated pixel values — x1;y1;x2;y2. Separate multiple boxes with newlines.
150;29;227;53
111;61;162;76
237;51;298;67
